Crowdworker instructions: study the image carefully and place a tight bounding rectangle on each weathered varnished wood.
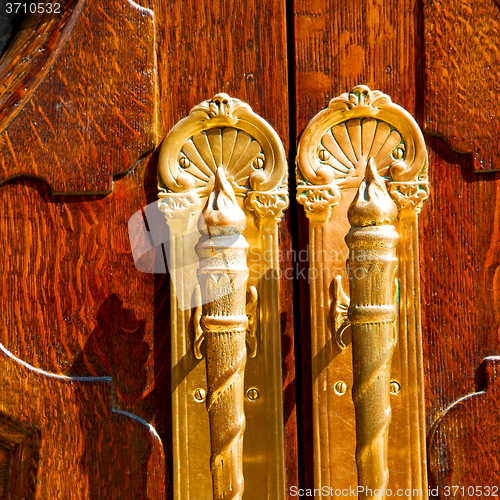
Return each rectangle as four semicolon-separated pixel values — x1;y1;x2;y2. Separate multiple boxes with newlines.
294;0;500;493
0;0;84;134
421;136;500;475
0;0;166;495
155;0;298;494
4;0;500;495
0;339;165;499
0;412;40;499
428;358;500;495
0;0;157;193
1;0;296;498
0;158;171;498
294;0;418;133
423;0;500;171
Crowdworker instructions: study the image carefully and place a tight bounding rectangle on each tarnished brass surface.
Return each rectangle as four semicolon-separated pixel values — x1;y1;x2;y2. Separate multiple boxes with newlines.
296;86;429;499
346;160;399;500
157;94;288;500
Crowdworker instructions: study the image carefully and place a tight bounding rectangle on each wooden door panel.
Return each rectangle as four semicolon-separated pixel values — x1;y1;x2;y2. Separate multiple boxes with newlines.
1;0;296;497
293;0;500;493
422;140;500;495
0;0;156;194
0;1;167;498
428;357;500;493
0;158;171;498
420;6;500;486
292;0;421;490
424;0;500;172
0;339;164;498
155;0;298;494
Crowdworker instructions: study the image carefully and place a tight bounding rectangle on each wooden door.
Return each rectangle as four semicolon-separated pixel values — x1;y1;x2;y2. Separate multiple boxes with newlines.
0;1;295;498
0;0;499;499
293;0;500;495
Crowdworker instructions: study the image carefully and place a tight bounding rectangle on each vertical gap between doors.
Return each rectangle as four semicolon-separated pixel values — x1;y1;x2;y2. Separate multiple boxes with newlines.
284;0;306;495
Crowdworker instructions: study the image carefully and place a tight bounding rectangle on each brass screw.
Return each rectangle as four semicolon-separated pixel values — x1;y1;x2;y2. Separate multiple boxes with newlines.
318;149;331;162
393;147;404;160
253;157;264;169
334;381;347;396
390;381;401;395
194;388;206;402
247;388;260;401
179;157;190;169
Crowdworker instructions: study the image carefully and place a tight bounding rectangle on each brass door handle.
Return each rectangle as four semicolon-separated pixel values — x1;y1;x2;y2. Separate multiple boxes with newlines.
296;86;429;499
157;95;288;500
346;159;399;495
194;166;250;500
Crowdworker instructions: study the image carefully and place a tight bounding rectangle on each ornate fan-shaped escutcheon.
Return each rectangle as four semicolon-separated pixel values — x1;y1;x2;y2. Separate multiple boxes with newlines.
158;93;287;199
296;85;429;220
177;127;265;196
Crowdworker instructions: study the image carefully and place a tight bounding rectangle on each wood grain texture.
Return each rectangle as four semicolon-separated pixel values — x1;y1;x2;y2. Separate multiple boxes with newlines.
0;0;84;133
1;0;295;498
294;0;500;490
0;341;165;499
7;0;500;495
428;357;500;497
423;0;500;171
294;0;418;133
1;157;173;497
0;1;170;496
420;136;500;445
0;0;157;193
1;163;155;382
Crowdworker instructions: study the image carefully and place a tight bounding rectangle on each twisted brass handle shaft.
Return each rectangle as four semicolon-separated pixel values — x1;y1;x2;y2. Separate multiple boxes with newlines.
346;159;399;500
196;167;249;500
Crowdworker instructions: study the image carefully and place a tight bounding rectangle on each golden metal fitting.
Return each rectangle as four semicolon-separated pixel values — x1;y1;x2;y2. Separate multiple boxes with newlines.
296;85;429;499
158;94;288;500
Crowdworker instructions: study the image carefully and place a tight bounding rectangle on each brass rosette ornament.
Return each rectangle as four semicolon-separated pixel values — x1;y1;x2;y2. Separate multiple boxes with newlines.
157;94;288;500
296;86;429;499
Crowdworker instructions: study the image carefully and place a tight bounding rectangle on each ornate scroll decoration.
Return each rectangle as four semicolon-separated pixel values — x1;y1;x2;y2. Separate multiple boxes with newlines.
346;160;399;499
296;86;429;498
333;275;350;351
158;94;287;197
296;85;429;220
158;94;288;500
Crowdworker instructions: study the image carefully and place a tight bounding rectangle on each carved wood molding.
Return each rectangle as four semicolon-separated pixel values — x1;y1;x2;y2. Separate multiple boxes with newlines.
0;0;85;134
346;161;399;498
0;0;157;194
424;0;500;172
429;357;500;492
0;342;165;498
